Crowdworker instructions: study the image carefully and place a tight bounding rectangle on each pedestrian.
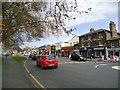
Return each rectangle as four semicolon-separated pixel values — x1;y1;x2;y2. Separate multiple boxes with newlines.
91;54;94;61
5;53;9;59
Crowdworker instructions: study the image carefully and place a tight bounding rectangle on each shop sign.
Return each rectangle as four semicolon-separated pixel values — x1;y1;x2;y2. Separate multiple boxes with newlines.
94;47;104;50
87;48;93;51
74;50;79;52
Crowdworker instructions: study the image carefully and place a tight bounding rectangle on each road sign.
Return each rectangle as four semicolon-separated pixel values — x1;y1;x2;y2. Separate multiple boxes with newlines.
0;24;5;30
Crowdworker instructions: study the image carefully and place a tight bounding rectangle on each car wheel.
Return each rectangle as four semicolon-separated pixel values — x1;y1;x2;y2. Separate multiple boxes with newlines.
36;62;39;66
54;66;58;68
41;64;44;69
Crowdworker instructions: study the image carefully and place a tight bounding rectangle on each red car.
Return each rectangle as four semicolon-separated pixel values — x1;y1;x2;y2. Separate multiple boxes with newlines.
36;55;58;69
29;54;33;58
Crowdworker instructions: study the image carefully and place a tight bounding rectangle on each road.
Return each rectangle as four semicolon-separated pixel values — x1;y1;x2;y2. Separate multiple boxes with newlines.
26;57;119;88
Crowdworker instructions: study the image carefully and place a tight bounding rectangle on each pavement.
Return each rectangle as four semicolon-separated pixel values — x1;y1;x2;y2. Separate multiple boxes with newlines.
2;56;35;88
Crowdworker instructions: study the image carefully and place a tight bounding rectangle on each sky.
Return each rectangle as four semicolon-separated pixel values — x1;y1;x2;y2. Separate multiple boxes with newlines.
20;0;119;49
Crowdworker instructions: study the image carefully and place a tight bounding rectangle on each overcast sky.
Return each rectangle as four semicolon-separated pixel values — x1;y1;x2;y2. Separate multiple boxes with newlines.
20;0;119;48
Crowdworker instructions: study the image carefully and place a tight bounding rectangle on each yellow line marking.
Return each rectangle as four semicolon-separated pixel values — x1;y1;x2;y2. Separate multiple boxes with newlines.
24;60;47;90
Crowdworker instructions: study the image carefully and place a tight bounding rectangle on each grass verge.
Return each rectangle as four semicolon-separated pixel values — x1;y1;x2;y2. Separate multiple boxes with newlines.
0;56;2;62
12;56;26;62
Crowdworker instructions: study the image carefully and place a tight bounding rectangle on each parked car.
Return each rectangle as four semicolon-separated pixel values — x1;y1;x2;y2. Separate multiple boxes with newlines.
71;53;86;61
36;55;58;69
29;54;33;58
32;54;38;60
24;53;28;56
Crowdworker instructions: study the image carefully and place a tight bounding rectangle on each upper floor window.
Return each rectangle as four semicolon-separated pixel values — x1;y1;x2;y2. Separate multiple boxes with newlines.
82;43;84;47
70;43;72;46
88;42;90;47
99;40;103;45
99;33;103;38
82;37;84;41
88;35;91;40
111;42;115;47
73;42;75;45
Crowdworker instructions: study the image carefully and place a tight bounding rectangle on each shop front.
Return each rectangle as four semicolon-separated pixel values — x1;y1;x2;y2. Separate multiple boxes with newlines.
80;48;94;58
93;46;106;59
61;46;74;57
107;48;120;61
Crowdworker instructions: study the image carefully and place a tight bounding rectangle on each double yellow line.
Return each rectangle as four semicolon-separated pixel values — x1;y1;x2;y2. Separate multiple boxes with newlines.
24;60;47;90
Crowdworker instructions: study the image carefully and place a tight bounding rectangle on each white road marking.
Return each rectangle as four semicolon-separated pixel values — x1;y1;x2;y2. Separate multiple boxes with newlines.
112;66;120;70
59;61;87;64
95;65;99;68
94;64;107;68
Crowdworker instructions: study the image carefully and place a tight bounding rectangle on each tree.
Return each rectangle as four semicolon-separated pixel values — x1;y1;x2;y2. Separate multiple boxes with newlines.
1;1;92;49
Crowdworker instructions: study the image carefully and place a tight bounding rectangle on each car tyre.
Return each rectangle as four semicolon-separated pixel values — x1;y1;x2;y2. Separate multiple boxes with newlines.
54;66;58;68
41;64;44;69
36;62;39;67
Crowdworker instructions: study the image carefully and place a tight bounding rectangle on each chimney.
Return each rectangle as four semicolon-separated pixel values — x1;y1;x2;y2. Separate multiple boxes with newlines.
109;21;118;37
90;28;94;32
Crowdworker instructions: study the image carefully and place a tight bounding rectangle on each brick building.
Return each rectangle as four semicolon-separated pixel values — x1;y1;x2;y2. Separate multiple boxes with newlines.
79;21;120;60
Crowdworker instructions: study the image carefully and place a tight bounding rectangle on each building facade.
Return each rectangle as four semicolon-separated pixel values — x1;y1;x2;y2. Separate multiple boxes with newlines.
79;21;120;60
106;37;120;60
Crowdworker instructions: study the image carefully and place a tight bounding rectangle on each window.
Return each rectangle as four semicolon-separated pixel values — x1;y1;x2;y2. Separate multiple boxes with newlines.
99;33;103;38
111;42;115;47
99;40;103;45
88;35;91;40
82;37;84;41
73;42;75;45
82;43;84;47
45;56;55;60
88;42;90;47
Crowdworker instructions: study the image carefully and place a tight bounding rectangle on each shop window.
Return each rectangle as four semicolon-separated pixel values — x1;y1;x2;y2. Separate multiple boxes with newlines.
115;52;119;56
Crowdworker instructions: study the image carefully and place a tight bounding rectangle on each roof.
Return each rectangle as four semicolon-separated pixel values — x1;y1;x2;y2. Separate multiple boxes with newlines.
79;29;111;37
108;37;120;41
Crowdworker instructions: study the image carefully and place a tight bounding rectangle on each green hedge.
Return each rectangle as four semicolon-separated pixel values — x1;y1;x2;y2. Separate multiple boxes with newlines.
12;56;26;62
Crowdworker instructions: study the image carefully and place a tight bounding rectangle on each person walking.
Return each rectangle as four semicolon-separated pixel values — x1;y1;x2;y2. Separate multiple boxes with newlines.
5;53;9;59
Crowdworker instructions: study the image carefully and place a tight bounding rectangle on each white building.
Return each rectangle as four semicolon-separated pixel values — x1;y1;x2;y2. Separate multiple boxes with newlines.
68;36;79;46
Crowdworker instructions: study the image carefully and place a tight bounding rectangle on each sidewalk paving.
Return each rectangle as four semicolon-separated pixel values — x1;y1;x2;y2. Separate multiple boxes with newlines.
2;56;35;88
